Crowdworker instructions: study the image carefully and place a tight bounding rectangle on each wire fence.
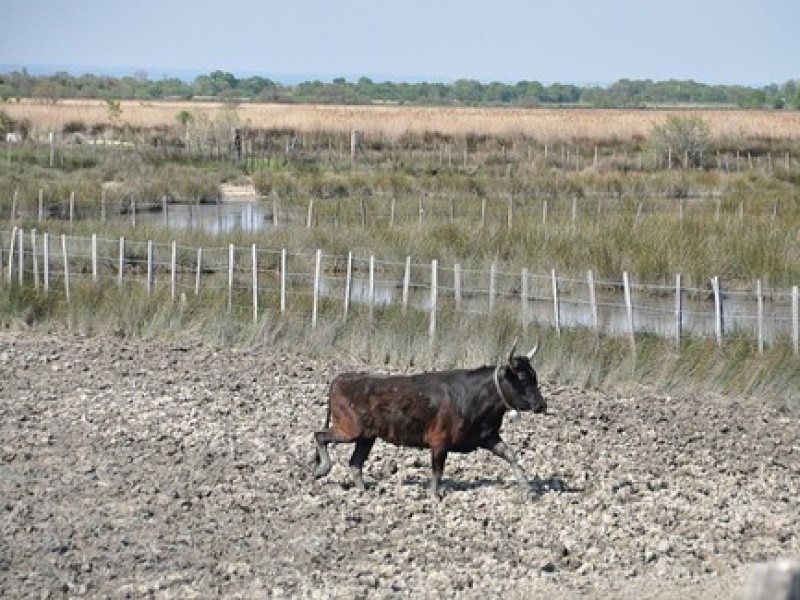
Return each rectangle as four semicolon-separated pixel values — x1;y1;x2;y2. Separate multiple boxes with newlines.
2;227;799;354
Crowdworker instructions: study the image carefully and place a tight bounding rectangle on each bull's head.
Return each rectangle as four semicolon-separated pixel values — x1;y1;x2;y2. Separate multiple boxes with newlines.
504;339;547;414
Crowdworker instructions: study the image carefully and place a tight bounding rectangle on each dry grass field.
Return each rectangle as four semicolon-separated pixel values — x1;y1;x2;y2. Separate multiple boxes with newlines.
5;99;800;142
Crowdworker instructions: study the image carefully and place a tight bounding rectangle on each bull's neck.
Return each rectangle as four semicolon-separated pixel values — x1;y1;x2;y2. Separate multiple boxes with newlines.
492;366;516;412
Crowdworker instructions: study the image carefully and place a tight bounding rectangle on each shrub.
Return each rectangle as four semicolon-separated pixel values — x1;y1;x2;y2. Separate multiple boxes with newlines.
650;115;712;168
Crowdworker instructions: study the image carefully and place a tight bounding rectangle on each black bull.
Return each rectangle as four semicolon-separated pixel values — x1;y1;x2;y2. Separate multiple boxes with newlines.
313;343;547;497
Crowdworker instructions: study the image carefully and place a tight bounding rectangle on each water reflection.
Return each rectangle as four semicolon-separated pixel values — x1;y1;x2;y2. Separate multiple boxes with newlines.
320;277;788;343
129;201;269;234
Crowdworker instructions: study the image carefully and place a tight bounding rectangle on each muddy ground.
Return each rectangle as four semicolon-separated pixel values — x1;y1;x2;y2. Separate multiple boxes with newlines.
1;329;798;599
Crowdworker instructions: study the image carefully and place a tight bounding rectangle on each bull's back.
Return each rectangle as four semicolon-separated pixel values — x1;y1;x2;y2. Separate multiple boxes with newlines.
329;372;455;448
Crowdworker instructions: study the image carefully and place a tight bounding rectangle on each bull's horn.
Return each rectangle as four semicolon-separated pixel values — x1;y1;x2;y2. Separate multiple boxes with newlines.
507;337;519;364
527;342;540;360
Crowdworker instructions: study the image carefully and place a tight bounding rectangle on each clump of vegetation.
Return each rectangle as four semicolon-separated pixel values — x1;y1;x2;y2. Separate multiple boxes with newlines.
649;115;712;168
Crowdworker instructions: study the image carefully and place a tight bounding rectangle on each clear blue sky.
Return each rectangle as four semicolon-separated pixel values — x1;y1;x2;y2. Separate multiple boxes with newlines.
3;0;798;86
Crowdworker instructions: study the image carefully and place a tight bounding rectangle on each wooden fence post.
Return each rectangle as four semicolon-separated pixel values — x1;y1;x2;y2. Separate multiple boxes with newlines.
39;190;44;223
69;191;75;225
252;244;258;322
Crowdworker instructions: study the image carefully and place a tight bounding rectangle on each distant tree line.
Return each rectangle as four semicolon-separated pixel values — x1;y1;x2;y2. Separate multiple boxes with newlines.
1;68;798;109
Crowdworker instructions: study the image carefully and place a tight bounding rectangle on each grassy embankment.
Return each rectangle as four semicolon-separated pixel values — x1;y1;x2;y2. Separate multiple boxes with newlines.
2;101;800;407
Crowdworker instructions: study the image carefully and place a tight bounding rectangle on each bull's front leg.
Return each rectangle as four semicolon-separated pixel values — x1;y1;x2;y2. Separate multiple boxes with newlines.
483;436;529;487
348;437;375;491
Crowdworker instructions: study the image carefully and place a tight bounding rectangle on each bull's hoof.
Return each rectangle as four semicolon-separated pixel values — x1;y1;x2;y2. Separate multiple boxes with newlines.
314;463;332;478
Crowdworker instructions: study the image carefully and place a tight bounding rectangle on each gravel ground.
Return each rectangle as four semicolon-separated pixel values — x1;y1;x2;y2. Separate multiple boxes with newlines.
1;329;798;599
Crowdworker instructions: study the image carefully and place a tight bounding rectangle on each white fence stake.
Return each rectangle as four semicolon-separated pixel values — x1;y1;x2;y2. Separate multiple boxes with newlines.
43;233;50;293
675;274;683;349
31;230;39;289
368;255;375;321
146;240;154;296
61;234;70;304
454;263;462;311
489;262;497;314
757;279;764;354
171;241;177;303
344;251;353;319
252;243;258;323
280;249;287;313
118;237;125;286
91;233;98;282
312;249;322;328
6;226;16;283
429;259;438;340
588;269;598;333
402;256;411;312
551;269;560;335
792;285;799;357
521;268;529;329
227;244;235;310
712;276;724;350
17;227;24;285
623;271;635;351
194;247;202;295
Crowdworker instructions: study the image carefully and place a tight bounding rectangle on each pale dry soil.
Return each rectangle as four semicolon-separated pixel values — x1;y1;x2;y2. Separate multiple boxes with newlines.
1;330;798;599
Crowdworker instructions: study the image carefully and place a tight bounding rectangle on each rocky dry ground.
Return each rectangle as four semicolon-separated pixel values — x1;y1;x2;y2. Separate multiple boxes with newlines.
1;329;799;599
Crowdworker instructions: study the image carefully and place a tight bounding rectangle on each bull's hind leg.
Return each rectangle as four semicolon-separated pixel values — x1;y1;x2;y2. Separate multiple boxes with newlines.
429;448;449;499
349;437;376;490
482;435;529;486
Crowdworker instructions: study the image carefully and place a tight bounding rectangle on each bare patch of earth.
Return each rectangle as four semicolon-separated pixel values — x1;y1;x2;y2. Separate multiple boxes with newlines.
221;180;260;202
1;329;798;598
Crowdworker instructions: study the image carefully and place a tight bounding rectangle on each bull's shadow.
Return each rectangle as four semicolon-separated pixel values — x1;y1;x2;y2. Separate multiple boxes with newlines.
385;474;579;495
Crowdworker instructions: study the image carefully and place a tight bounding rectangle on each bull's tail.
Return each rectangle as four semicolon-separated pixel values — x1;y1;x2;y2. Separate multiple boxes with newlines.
322;398;331;429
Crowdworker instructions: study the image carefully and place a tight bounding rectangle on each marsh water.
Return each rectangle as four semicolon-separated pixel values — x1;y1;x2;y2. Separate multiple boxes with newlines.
129;200;791;344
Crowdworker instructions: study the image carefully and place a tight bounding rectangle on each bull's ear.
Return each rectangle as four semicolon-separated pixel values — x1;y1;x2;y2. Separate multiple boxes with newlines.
507;337;519;364
527;341;540;361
